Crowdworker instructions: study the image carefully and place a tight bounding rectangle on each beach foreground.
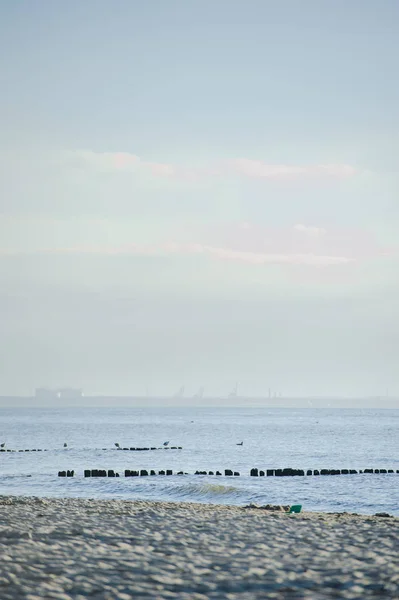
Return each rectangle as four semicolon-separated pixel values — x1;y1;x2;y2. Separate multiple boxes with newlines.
0;497;398;599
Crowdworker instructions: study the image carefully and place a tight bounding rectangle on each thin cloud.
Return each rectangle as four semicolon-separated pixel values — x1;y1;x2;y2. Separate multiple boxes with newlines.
0;242;355;267
1;221;394;266
197;246;354;266
229;159;356;179
70;150;357;181
194;222;394;262
71;150;177;178
294;224;327;237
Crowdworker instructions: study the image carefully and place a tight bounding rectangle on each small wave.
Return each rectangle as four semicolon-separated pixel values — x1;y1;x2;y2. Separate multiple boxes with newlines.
100;477;253;504
145;480;251;504
173;482;241;497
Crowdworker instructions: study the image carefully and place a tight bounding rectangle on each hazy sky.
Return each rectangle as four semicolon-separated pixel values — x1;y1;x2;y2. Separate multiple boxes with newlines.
0;0;398;398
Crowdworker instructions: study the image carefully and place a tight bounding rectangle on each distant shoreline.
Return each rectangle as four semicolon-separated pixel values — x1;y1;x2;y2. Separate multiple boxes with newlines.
0;395;398;409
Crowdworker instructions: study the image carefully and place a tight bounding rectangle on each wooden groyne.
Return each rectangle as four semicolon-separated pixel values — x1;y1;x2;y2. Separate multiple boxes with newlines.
1;446;183;453
1;449;48;452
57;470;75;477
58;467;399;478
249;468;397;476
116;447;183;451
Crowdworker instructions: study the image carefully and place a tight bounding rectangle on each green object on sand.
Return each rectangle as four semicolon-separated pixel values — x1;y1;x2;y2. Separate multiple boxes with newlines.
289;505;302;514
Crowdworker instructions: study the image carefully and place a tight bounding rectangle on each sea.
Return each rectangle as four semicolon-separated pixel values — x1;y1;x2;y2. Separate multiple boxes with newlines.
0;406;398;515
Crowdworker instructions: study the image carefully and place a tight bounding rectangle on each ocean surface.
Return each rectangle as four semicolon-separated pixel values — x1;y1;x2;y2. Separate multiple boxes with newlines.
0;406;398;515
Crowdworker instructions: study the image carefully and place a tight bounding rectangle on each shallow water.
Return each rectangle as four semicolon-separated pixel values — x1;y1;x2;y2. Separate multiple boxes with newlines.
0;406;398;514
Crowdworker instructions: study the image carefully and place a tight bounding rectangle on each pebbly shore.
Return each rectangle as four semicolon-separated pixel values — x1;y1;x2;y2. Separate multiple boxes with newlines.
0;497;398;599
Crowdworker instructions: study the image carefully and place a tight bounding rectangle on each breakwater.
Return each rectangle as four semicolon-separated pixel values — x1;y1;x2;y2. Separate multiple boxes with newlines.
1;446;183;453
58;467;399;477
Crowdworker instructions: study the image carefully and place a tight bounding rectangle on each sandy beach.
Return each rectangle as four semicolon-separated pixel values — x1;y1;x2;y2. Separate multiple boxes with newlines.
0;497;398;599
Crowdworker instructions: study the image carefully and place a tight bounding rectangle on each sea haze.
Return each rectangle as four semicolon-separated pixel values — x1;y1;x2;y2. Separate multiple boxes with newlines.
0;406;398;515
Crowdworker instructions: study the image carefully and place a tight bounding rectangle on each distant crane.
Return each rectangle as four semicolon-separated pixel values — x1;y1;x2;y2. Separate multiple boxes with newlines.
193;386;204;399
173;386;185;399
228;383;239;398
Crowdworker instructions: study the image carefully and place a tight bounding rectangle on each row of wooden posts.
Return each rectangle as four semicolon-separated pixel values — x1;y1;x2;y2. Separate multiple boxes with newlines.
117;447;183;451
1;447;183;453
1;449;49;452
250;468;397;476
58;467;399;478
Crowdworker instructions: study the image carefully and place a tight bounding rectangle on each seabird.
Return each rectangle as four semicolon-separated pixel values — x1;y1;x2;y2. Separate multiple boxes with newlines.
163;441;170;446
115;443;120;448
63;443;67;448
0;443;5;448
236;441;243;446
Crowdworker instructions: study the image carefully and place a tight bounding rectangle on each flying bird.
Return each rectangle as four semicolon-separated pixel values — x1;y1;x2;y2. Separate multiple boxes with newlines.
236;441;243;446
163;441;170;446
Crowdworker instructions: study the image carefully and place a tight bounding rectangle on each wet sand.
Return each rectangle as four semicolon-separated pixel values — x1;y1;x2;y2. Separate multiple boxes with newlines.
0;497;398;599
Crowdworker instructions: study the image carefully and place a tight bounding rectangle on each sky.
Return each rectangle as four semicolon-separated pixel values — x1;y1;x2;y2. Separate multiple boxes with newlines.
0;0;398;399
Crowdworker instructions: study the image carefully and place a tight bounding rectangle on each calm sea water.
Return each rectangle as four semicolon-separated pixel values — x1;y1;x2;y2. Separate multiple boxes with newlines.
0;407;398;515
